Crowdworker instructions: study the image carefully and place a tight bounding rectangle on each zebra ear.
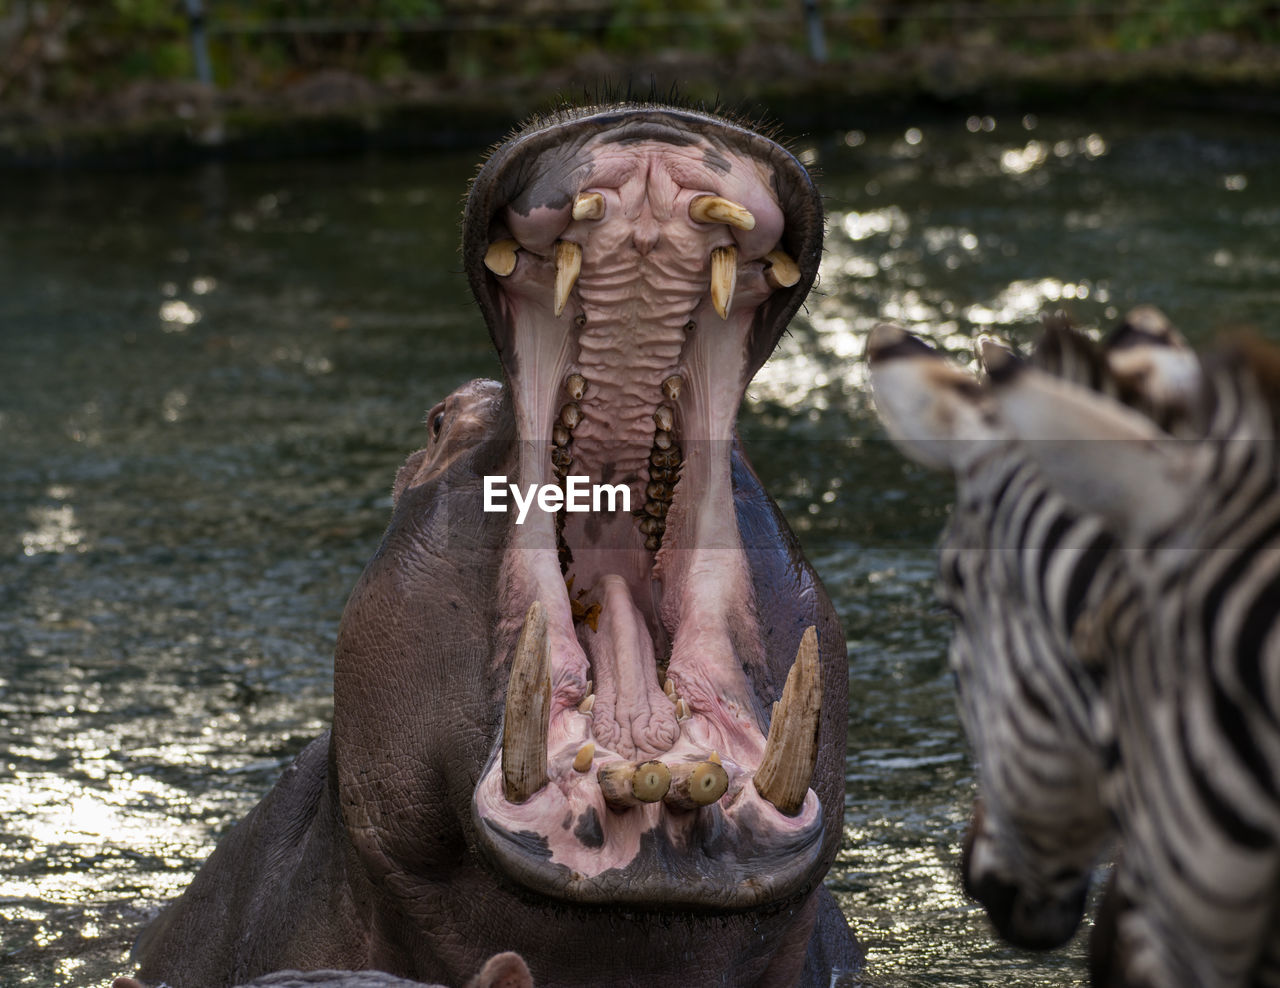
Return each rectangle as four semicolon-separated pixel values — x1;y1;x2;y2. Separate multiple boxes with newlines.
1103;305;1202;427
867;323;1002;472
993;364;1198;540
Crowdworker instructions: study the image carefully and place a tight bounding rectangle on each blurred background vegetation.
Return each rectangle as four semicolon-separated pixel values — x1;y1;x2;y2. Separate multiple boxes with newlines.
2;0;1278;109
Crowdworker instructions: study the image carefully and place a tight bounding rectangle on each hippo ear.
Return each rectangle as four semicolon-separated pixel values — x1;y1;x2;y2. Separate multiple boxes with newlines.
867;323;1002;472
993;363;1198;542
466;951;533;988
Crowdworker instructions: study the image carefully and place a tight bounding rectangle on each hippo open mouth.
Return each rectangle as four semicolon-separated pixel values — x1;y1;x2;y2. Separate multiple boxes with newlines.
463;104;828;910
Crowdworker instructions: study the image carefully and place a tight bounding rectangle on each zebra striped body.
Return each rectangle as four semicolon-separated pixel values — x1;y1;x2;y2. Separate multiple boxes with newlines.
868;319;1169;949
941;433;1122;948
868;317;1280;985
1039;348;1280;987
980;338;1280;986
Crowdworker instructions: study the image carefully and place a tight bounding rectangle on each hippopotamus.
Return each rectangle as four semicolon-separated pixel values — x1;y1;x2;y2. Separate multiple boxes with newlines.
122;102;863;987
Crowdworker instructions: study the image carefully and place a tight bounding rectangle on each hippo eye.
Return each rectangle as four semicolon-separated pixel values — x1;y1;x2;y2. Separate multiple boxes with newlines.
431;411;445;440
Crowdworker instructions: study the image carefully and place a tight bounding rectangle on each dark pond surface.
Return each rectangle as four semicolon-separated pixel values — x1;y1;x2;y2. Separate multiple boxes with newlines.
3;109;1279;987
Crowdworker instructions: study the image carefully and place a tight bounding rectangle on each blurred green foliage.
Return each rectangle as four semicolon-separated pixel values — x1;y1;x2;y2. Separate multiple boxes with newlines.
0;0;1277;106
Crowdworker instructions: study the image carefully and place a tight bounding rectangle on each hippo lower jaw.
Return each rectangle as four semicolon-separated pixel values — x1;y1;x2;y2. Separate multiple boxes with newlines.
465;105;828;910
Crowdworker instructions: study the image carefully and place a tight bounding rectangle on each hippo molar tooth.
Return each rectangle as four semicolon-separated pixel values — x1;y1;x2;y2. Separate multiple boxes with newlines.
501;602;551;804
689;194;756;231
662;375;683;401
553;240;582;316
483;238;520;277
653;404;674;432
710;245;738;320
753;626;821;816
572;192;605;221
560;402;583;430
564;373;587;400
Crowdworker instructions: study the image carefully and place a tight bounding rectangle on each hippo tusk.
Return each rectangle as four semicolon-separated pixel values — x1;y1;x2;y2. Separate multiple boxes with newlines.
689;195;756;231
572;742;596;773
664;759;729;810
710;245;737;320
572;191;605;221
598;759;671;810
553;240;582;316
763;249;801;289
753;626;821;816
502;601;551;803
483;238;520;277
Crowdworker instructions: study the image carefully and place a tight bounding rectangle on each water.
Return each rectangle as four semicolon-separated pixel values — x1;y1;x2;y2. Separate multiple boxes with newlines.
3;111;1278;987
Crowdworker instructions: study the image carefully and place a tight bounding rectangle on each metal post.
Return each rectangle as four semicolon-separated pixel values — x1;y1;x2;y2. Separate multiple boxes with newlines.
804;0;826;63
184;0;214;86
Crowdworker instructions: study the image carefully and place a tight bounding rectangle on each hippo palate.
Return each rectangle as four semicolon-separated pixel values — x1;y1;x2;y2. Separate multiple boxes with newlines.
465;107;828;908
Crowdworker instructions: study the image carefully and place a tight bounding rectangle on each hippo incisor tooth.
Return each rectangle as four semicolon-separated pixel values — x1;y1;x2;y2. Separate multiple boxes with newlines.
753;625;821;816
572;742;596;773
598;760;671;811
665;760;730;810
483;238;520;277
502;601;551;803
565;373;587;400
689;195;756;231
553;240;582;316
710;245;737;320
763;249;801;289
572;192;605;221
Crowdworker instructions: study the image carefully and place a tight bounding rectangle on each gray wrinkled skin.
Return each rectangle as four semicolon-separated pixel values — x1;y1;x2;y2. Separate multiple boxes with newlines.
124;104;863;988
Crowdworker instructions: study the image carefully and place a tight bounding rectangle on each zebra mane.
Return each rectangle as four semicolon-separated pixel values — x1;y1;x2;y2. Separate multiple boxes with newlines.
1200;331;1280;440
1028;314;1115;396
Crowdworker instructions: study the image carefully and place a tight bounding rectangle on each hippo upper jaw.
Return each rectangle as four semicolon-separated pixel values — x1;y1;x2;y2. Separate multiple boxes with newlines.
461;104;830;911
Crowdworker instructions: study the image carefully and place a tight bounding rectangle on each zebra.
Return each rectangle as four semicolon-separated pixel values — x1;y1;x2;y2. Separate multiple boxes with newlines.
866;315;1201;958
986;335;1280;987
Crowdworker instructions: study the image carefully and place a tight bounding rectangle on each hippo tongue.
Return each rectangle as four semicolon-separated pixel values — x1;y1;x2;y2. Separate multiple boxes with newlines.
583;575;678;761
